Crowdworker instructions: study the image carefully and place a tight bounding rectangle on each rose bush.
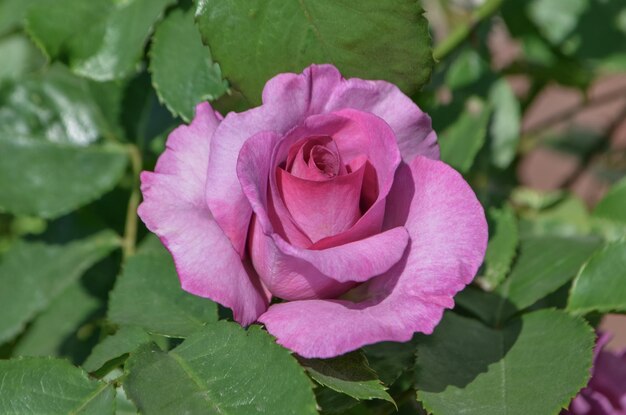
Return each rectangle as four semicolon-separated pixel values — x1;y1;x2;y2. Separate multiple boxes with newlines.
564;333;626;415
138;64;487;358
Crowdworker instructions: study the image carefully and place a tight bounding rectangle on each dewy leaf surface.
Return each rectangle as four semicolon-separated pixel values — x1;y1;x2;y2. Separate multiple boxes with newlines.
124;322;317;415
108;248;218;337
0;358;115;414
299;351;394;404
195;0;434;103
567;239;626;314
149;8;227;122
0;231;120;344
0;67;128;218
415;310;595;415
0;139;128;218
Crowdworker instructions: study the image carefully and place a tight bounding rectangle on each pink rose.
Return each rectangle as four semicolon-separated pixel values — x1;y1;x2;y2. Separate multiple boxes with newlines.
138;64;487;358
563;333;626;415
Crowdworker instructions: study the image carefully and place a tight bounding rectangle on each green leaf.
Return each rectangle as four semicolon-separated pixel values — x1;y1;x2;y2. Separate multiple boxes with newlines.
0;231;119;344
108;249;218;337
137;233;166;254
0;140;128;219
593;177;626;225
0;0;38;35
120;72;177;148
149;8;228;122
519;196;593;238
0;34;44;82
124;322;317;415
480;206;519;290
488;79;521;169
511;187;565;211
314;387;360;414
454;287;511;328
495;235;601;321
445;49;487;91
300;351;394;404
83;326;151;373
567;239;626;314
195;0;434;104
0;66;117;144
115;386;139;415
363;340;418;386
70;0;175;81
13;283;101;361
439;98;491;173
415;310;595;415
0;68;129;218
527;0;589;45
25;0;111;60
569;0;626;70
0;357;115;414
26;0;175;81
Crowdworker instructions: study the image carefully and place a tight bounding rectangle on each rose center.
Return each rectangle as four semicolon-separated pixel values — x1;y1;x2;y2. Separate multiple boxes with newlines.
309;144;339;177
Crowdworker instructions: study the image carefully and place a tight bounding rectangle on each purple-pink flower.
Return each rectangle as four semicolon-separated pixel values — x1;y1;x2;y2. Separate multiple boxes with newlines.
138;64;487;358
564;333;626;415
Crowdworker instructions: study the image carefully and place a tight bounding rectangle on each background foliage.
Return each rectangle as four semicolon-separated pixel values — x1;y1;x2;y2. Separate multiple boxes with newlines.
0;0;625;413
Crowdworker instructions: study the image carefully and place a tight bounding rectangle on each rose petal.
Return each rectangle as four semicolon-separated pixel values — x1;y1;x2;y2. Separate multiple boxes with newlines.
262;64;344;120
258;156;488;358
325;76;439;161
263;63;438;161
287;136;347;181
268;110;401;248
138;103;269;325
278;160;365;243
207;64;435;253
249;216;357;300
237;131;351;299
237;131;410;300
590;349;626;408
206;65;343;255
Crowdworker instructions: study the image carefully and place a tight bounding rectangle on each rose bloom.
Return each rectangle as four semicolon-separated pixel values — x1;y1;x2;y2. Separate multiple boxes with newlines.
138;64;487;358
563;333;626;415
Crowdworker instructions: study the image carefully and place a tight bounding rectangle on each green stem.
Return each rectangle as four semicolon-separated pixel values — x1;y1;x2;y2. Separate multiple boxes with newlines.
433;0;504;61
122;144;142;259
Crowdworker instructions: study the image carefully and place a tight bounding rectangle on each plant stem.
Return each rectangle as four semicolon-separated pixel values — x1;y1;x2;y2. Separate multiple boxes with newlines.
122;144;142;259
433;0;504;61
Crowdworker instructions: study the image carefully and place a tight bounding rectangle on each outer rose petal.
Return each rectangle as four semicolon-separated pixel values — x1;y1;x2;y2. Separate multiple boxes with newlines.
138;103;268;325
258;156;488;358
264;64;438;161
262;64;344;123
237;131;409;300
325;76;439;161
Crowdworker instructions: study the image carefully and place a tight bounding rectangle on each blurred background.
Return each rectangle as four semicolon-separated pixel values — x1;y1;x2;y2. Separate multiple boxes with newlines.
422;0;626;349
